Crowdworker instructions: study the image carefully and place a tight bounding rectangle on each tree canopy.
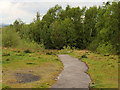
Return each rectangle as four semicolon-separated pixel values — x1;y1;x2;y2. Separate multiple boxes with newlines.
4;1;120;54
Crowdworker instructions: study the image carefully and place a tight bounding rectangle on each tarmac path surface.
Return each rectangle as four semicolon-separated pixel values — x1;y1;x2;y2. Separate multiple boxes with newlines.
51;55;91;88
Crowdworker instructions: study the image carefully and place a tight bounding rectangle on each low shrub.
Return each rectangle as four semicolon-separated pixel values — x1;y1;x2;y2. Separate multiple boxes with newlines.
58;46;73;54
21;40;44;50
96;42;116;54
46;52;56;55
2;28;22;48
81;55;87;58
2;52;10;56
26;62;36;65
24;49;32;53
15;53;24;56
88;39;99;51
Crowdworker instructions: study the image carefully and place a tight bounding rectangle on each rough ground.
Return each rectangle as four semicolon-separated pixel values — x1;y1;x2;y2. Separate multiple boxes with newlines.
15;73;40;83
51;55;91;88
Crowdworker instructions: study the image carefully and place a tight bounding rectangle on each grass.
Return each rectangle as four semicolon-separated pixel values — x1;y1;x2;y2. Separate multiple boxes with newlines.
2;48;63;88
2;47;118;88
67;50;118;88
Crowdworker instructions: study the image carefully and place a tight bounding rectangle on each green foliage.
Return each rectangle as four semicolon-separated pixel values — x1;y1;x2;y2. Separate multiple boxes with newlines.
15;53;24;56
84;6;98;45
81;54;87;58
2;52;10;56
46;52;56;55
96;42;116;54
35;83;49;88
16;38;44;50
2;28;22;48
2;84;11;89
50;20;65;49
2;2;119;54
2;59;11;64
24;49;32;53
50;17;77;49
92;1;119;54
78;53;88;60
88;38;99;51
63;46;71;50
58;46;73;54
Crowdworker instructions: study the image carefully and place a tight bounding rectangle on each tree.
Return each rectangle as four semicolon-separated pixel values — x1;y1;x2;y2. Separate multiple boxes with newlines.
41;5;62;49
36;12;40;21
60;17;77;47
84;6;98;46
7;3;119;54
89;2;119;54
13;19;25;39
50;20;65;49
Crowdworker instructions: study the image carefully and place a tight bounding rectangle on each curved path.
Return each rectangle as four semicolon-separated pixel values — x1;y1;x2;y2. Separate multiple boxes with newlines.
51;55;91;88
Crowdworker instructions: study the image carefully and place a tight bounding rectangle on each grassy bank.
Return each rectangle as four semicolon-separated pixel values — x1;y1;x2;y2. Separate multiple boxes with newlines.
67;50;118;88
2;48;63;88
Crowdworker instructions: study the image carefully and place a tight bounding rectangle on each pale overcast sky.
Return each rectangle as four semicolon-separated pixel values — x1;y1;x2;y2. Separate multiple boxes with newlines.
0;0;110;24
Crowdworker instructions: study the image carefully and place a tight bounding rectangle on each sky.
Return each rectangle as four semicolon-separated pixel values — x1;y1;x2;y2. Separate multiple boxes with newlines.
0;0;110;24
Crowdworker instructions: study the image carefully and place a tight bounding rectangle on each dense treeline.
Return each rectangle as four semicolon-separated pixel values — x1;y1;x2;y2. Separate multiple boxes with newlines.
2;1;120;54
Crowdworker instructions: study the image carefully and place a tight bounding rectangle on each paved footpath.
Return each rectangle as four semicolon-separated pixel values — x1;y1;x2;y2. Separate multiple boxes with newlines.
51;55;91;88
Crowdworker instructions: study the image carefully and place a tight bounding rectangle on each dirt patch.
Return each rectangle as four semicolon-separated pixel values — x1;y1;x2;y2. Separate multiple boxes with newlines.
15;73;40;83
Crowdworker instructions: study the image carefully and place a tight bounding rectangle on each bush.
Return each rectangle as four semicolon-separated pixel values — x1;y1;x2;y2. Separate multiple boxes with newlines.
2;28;22;48
81;54;87;58
26;62;36;65
2;27;44;50
78;54;87;60
21;39;44;50
2;52;10;56
96;42;116;54
58;46;73;54
88;39;99;51
63;46;71;50
24;49;32;53
15;53;24;56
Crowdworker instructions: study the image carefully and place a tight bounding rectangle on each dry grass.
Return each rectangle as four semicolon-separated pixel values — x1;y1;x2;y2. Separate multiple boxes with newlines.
2;48;63;88
68;50;118;88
